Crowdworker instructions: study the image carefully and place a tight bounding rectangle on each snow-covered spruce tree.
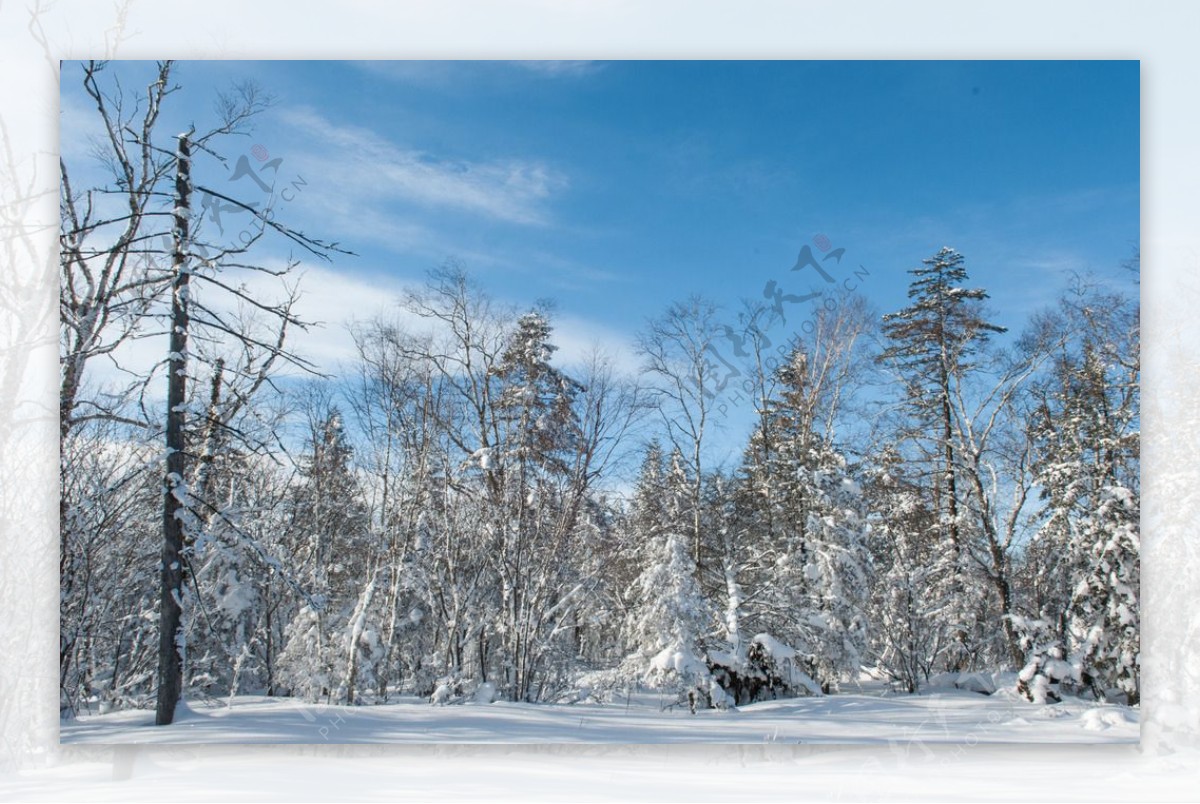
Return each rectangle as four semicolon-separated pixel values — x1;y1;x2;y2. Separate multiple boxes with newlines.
624;528;714;708
1026;283;1140;704
577;440;668;700
489;309;588;702
178;434;263;699
1070;484;1139;704
737;347;871;693
610;447;718;709
278;402;374;702
607;441;669;644
862;447;945;692
877;247;1006;672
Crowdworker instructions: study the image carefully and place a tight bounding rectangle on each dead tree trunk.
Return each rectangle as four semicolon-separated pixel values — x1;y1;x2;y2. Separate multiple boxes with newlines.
156;133;191;726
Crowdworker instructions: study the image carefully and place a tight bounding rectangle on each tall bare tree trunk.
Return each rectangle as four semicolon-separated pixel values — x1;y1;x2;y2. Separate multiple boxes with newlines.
939;361;960;556
156;133;191;726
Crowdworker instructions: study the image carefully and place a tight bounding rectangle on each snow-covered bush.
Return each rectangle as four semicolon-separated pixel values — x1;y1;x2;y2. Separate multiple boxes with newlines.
706;634;822;705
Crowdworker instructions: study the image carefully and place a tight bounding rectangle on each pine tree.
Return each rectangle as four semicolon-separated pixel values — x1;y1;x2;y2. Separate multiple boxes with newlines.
863;447;944;692
877;247;1005;671
620;440;668;603
494;311;584;475
598;445;714;707
1028;289;1140;704
489;309;586;701
620;521;713;704
740;348;871;691
1070;484;1139;704
279;405;371;701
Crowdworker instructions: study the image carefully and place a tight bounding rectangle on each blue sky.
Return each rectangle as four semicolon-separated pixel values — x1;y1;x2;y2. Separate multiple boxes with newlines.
61;59;1139;461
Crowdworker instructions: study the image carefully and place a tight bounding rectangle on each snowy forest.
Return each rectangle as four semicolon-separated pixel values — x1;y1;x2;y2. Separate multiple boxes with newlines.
59;61;1140;735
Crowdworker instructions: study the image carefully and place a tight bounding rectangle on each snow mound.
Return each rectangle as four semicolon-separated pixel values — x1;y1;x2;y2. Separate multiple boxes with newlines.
751;633;795;662
954;672;997;695
925;672;961;690
990;686;1027;703
649;645;709;679
1081;708;1135;731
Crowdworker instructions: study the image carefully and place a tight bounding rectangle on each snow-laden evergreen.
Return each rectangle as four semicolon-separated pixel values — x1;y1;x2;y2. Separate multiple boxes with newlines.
1024;286;1140;705
876;247;1008;673
734;347;872;693
863;448;945;692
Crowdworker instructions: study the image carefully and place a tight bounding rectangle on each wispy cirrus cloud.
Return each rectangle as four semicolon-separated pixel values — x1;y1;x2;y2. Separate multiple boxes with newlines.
278;106;567;226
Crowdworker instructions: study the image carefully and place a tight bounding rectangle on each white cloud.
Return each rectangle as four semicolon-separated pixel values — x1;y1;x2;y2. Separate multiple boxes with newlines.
77;259;641;406
77;260;416;403
1009;251;1088;275
278;106;567;226
549;312;641;378
235;260;416;375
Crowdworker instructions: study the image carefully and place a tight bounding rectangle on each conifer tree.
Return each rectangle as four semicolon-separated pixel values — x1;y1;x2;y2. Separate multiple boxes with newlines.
618;453;713;705
490;310;586;701
878;247;1005;670
740;348;871;690
279;404;371;701
1027;286;1139;703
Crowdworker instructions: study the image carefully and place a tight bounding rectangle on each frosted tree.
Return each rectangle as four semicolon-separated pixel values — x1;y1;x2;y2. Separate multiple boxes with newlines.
877;246;1005;671
344;317;448;701
637;297;723;573
1026;281;1139;703
59;60;352;724
488;309;589;701
585;444;711;708
278;400;373;702
863;447;946;692
622;526;713;706
738;347;872;691
615;441;669;618
1070;485;1139;704
59;420;161;715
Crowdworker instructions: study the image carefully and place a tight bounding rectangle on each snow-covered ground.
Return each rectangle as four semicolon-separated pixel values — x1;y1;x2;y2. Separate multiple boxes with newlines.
59;683;1137;745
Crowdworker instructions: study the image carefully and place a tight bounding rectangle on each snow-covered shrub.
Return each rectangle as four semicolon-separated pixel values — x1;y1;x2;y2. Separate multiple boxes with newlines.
706;634;822;705
1011;615;1079;703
